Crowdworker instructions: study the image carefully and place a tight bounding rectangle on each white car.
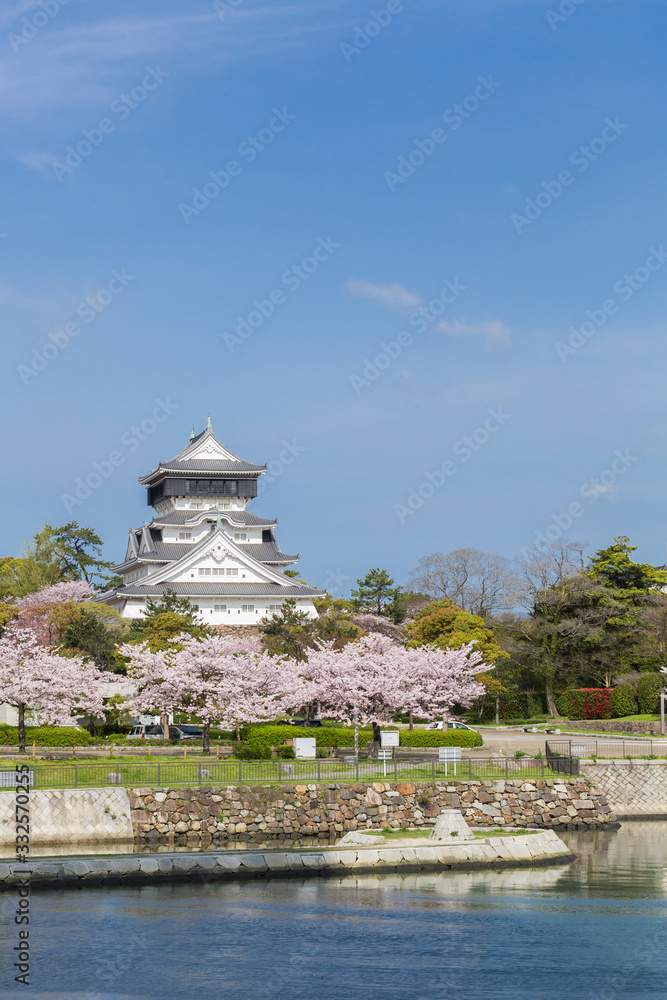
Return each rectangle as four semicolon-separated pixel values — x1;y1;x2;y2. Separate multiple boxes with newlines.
427;721;477;732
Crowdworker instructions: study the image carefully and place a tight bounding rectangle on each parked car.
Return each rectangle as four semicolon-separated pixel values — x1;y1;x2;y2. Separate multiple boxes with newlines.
287;718;323;728
126;724;165;740
172;725;204;740
426;721;478;732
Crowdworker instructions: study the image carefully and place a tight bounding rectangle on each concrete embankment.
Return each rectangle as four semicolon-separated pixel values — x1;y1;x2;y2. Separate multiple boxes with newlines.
0;830;575;889
580;761;667;819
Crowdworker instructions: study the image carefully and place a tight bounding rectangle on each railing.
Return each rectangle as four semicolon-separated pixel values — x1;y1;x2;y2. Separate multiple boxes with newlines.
545;742;580;775
0;755;579;790
546;738;667;760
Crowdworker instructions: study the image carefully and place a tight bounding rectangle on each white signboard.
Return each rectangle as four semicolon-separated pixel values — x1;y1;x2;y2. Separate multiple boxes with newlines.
293;737;316;758
380;730;400;748
439;747;462;762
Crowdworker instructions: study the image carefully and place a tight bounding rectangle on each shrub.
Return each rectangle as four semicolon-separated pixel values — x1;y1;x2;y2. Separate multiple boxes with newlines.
637;673;663;714
234;743;271;760
240;725;374;749
399;729;483;748
610;683;638;718
0;725;98;746
559;689;612;720
277;745;296;759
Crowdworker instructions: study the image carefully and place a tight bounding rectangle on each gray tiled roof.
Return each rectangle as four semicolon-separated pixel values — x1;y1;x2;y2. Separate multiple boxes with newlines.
115;541;296;573
155;460;265;474
114;582;324;597
149;510;276;527
237;543;298;563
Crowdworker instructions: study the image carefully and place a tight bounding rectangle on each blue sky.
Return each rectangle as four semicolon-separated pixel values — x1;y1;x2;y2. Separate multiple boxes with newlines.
2;0;667;593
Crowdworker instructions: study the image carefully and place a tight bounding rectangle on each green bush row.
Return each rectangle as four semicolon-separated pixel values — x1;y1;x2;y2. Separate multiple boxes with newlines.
637;673;663;714
0;725;98;746
240;724;483;749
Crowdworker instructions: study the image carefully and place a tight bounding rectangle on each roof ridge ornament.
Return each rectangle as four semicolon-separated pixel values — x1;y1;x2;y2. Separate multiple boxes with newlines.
189;426;195;441
206;414;213;430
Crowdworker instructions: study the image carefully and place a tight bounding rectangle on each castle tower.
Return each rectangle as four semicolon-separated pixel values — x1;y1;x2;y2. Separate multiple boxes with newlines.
97;420;324;624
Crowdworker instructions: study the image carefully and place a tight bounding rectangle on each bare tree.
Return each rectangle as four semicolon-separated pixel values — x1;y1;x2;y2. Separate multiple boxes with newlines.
518;539;588;611
408;548;521;617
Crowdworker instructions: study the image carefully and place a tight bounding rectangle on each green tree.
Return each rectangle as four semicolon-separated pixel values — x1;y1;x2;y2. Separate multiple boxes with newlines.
259;598;315;661
405;598;506;665
126;590;209;650
350;568;402;618
33;522;113;585
587;536;667;594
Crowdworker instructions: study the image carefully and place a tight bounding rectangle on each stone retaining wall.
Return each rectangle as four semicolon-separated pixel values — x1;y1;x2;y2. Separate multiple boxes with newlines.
0;830;575;889
581;761;667;818
566;720;662;735
130;778;616;844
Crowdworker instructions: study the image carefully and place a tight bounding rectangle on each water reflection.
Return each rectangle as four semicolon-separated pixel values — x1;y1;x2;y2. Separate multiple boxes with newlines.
1;823;666;1000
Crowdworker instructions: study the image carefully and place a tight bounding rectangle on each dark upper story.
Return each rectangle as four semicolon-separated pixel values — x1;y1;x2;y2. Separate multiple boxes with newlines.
146;476;259;506
138;423;266;508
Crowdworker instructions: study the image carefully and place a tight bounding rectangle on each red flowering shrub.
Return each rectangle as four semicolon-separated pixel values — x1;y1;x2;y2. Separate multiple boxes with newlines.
559;688;612;720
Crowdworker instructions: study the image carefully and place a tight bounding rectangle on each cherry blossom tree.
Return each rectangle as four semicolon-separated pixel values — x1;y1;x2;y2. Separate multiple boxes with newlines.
13;580;96;646
302;634;491;755
0;625;106;750
121;634;296;753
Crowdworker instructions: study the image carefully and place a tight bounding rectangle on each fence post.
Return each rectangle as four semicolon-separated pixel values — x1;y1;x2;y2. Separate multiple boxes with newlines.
394;758;397;782
75;764;78;788
541;758;544;779
355;759;359;781
238;760;242;783
431;759;435;781
157;762;161;787
198;763;202;785
278;762;282;782
505;758;508;780
468;758;472;780
317;759;321;782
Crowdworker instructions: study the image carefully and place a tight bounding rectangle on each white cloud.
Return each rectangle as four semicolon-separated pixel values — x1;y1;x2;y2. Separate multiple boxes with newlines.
436;317;512;347
346;279;422;313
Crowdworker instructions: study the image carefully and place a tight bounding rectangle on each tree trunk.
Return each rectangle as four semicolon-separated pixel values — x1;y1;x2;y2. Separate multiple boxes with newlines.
203;720;210;756
18;703;26;753
160;712;170;743
545;680;558;717
354;715;359;757
408;710;414;732
495;695;500;727
372;721;381;744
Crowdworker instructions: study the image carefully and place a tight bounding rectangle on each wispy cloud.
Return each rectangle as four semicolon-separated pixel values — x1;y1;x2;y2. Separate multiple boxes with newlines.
346;279;422;313
436;317;512;347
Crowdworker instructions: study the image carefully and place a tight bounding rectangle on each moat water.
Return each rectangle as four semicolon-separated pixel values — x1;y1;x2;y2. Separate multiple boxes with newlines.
1;822;666;998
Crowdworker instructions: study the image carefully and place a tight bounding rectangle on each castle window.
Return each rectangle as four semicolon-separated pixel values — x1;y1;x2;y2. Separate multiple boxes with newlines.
241;605;254;613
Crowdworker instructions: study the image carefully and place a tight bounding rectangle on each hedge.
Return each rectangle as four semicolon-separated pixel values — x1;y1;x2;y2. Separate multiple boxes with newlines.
0;725;98;746
558;689;612;720
240;724;483;749
637;673;663;714
610;683;638;718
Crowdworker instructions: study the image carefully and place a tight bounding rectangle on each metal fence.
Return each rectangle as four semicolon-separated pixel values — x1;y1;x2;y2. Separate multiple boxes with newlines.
545;742;580;775
0;755;581;790
546;738;667;760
